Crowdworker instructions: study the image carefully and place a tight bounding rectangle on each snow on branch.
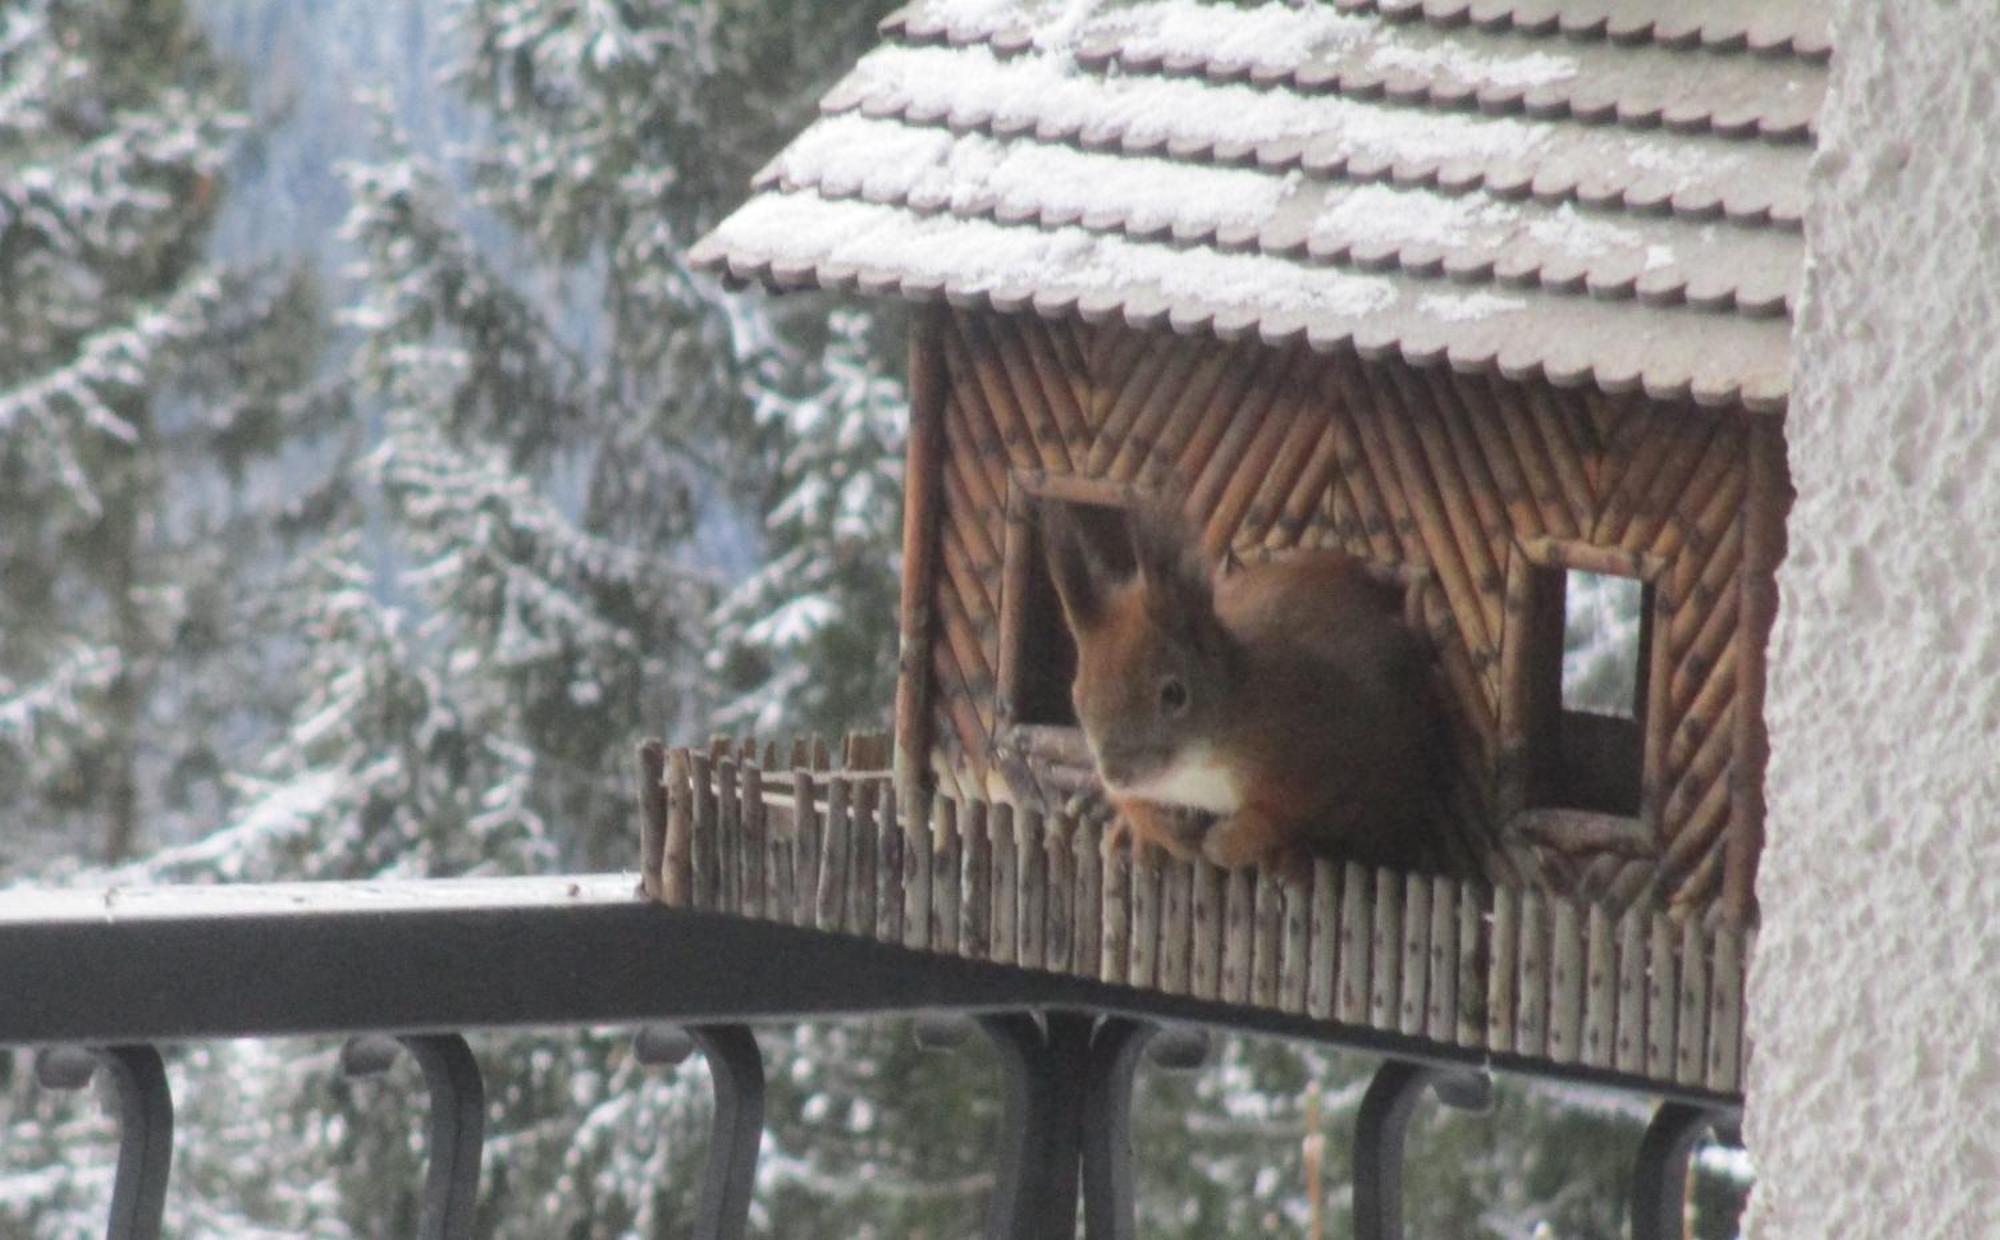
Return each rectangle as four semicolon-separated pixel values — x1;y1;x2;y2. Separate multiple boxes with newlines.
0;643;123;753
0;273;229;443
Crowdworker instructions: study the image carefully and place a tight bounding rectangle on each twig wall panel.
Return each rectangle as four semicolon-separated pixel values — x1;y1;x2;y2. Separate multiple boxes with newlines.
639;736;1750;1096
910;308;1767;923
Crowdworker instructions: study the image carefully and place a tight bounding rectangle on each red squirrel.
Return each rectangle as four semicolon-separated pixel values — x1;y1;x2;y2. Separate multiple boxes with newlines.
1041;499;1442;874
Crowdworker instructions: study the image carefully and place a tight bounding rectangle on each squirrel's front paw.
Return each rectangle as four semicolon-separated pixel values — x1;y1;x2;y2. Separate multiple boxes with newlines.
1199;826;1263;870
1199;809;1285;870
1063;789;1117;829
1162;804;1213;853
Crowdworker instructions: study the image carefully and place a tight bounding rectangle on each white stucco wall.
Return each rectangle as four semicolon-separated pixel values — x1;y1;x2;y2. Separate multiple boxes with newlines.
1744;5;2000;1237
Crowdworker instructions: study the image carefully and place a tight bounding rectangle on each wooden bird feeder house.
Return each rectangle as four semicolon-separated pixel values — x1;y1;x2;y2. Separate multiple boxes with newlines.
646;0;1819;1105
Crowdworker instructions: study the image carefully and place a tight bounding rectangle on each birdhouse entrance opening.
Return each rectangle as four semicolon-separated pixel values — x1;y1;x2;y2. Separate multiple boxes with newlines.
1502;540;1668;825
1001;486;1134;732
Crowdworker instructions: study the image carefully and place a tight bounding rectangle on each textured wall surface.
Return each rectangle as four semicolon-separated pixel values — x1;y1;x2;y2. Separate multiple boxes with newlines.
1745;5;2000;1237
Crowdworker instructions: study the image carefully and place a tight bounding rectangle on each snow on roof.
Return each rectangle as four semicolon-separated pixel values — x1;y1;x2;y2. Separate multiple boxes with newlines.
693;0;1823;411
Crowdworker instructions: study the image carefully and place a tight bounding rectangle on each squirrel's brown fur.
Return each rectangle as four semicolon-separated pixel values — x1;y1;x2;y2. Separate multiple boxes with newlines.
1043;499;1444;874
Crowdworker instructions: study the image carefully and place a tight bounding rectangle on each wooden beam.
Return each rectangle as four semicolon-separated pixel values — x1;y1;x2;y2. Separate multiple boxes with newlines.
895;306;951;817
1727;417;1789;925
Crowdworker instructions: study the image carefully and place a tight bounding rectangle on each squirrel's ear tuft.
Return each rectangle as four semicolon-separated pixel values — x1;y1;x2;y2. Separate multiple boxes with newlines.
1042;500;1109;634
1128;496;1214;620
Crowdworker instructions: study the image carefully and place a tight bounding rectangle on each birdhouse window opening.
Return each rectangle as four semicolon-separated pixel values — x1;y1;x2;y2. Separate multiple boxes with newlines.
1502;540;1667;825
1003;489;1133;733
1533;565;1652;818
1561;571;1645;719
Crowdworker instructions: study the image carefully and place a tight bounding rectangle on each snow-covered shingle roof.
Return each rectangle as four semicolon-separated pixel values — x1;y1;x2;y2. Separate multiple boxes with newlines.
691;0;1823;412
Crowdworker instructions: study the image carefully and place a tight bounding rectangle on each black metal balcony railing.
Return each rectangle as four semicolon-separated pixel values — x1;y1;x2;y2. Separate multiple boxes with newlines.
0;875;1739;1240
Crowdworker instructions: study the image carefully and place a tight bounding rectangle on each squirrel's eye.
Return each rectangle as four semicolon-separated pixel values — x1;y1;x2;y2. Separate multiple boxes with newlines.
1159;677;1189;716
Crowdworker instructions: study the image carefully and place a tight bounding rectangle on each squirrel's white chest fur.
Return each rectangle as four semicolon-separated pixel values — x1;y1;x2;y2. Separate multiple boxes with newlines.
1124;744;1244;815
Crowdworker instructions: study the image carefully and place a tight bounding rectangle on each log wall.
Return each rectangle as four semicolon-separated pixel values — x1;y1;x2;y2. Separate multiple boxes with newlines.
904;308;1773;924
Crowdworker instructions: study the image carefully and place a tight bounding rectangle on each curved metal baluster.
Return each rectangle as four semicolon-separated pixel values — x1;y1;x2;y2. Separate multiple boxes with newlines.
1352;1061;1429;1240
1352;1060;1493;1240
1631;1102;1730;1240
34;1044;174;1240
398;1035;485;1240
1078;1018;1159;1240
688;1025;764;1240
978;1011;1094;1240
339;1034;484;1240
978;1013;1056;1240
633;1023;766;1240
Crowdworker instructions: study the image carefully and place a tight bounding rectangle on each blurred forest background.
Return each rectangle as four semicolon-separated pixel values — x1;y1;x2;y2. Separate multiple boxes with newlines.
0;0;1745;1235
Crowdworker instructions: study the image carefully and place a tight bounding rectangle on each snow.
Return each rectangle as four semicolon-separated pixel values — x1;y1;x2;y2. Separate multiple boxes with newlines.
717;177;1634;332
1622;135;1748;196
790;25;1783;297
715;189;1400;319
708;309;907;732
777;115;1288;235
0;646;122;746
1072;1;1372;66
1418;289;1526;324
0;874;639;924
764;112;1756;320
773;114;959;196
1744;6;2000;1238
1308;181;1518;250
1365;40;1576;92
843;42;1551;169
913;0;1577;91
0;276;225;441
1520;202;1646;260
744;592;840;647
129;770;348;878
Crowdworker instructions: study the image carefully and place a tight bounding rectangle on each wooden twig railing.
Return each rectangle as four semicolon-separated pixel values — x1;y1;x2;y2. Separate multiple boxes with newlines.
638;734;1751;1095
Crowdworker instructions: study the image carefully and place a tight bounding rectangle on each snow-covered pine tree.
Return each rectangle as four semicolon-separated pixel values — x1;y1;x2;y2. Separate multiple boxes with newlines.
0;0;321;872
707;308;907;736
123;126;721;1233
437;5;1024;1233
336;130;711;870
6;1;914;1228
448;0;909;738
0;1;330;1234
